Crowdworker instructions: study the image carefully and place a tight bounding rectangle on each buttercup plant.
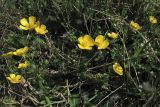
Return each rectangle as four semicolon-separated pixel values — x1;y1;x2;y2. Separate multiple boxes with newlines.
130;21;141;31
35;24;48;35
6;74;22;84
149;16;157;24
1;51;14;57
1;1;160;106
1;47;29;57
19;16;40;30
107;32;119;39
113;62;123;76
13;46;29;57
95;35;110;49
78;35;95;50
18;61;29;69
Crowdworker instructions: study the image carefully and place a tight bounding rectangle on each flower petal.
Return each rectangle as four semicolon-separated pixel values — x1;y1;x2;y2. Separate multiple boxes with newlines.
107;32;118;39
6;77;11;81
10;74;16;79
18;64;23;68
16;75;22;80
84;46;92;50
95;35;109;49
130;21;141;31
113;63;123;75
13;47;29;56
98;40;109;49
1;51;14;57
40;25;46;30
78;44;85;49
149;16;157;24
35;26;40;32
29;16;36;27
20;18;29;27
41;30;48;35
95;35;105;43
43;30;48;34
78;37;84;44
35;21;40;27
10;80;19;84
83;35;95;46
78;44;92;50
19;25;29;30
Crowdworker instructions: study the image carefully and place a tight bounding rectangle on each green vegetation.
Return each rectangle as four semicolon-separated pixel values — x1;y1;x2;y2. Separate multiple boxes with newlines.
0;0;160;106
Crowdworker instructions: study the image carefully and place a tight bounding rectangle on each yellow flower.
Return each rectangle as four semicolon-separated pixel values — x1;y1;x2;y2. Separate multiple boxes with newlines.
6;74;22;84
107;32;119;39
95;35;109;49
78;35;95;50
113;62;123;76
13;46;29;56
18;61;29;69
149;16;157;24
130;21;141;31
1;51;14;57
35;24;48;35
19;16;40;30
